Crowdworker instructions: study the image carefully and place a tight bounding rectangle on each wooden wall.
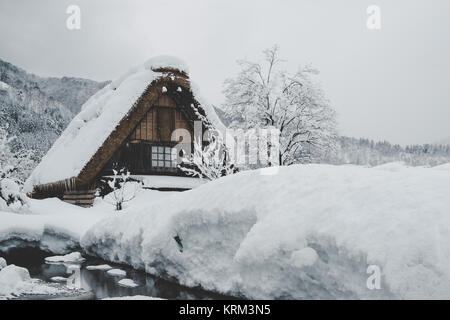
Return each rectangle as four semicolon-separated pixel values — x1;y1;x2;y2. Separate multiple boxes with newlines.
129;95;192;142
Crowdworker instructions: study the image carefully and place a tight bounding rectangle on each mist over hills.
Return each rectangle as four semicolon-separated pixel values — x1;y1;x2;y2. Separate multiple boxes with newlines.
0;58;108;159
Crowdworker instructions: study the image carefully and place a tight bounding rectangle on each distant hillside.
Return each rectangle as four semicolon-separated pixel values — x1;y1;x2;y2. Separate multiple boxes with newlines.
0;58;108;160
323;136;450;167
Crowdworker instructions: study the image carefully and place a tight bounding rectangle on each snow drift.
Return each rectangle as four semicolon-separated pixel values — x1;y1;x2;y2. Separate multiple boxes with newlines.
81;163;450;299
0;198;110;253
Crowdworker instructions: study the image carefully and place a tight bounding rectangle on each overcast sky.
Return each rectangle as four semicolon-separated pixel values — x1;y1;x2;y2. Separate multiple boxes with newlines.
0;0;449;145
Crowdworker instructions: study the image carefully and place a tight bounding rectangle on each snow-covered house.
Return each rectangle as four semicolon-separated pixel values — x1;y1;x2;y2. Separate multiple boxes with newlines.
24;56;225;206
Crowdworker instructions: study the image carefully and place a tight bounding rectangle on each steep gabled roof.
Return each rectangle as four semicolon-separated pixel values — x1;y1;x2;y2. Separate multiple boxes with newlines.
24;56;225;193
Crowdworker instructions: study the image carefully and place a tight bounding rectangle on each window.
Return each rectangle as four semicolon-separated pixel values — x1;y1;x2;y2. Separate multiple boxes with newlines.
152;146;178;170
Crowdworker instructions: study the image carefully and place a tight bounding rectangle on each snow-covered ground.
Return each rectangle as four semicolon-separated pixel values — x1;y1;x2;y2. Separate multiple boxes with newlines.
2;163;450;299
102;295;165;300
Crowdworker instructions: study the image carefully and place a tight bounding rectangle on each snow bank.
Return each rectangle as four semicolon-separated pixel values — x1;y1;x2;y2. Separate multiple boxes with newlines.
0;257;6;270
103;295;165;300
24;55;225;191
82;163;450;299
0;197;111;254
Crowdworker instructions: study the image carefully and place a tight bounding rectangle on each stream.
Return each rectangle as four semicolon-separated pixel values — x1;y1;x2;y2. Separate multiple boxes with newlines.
1;247;237;300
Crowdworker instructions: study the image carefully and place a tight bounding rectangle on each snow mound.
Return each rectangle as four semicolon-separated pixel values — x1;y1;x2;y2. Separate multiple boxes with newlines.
0;264;83;299
45;252;85;263
0;265;31;296
107;269;126;277
86;264;113;271
118;278;139;288
82;164;450;299
50;276;68;283
290;247;318;268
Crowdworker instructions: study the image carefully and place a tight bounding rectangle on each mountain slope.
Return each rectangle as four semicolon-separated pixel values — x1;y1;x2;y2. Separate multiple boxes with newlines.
0;58;108;161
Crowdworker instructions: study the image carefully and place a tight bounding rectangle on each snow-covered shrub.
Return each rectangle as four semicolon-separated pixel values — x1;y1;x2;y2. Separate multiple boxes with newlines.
179;103;236;180
0;178;28;211
179;131;236;181
106;169;140;211
0;126;31;212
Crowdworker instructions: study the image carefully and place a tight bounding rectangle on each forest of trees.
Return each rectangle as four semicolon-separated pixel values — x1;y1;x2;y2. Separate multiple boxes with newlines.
323;136;450;167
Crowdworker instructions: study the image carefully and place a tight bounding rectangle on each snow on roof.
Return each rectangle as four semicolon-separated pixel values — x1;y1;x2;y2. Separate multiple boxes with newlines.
24;56;225;192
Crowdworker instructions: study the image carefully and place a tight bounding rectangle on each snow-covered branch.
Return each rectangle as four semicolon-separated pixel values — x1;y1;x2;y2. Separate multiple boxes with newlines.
179;130;235;181
105;169;139;211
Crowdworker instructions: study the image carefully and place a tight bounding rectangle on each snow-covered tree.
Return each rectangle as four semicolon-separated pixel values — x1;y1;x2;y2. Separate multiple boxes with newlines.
223;45;337;165
0;126;30;211
179;130;235;181
106;169;139;211
178;102;236;180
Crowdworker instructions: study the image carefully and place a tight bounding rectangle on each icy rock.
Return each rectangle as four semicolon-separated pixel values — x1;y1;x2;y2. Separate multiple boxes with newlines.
107;269;126;277
50;276;68;283
86;264;113;271
0;265;31;296
45;252;86;263
117;278;139;288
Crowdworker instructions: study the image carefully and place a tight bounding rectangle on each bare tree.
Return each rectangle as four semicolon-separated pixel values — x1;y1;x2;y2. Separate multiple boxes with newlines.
223;45;337;165
106;169;138;211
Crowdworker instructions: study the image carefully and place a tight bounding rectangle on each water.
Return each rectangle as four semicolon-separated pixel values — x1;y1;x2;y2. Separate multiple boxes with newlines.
1;248;236;300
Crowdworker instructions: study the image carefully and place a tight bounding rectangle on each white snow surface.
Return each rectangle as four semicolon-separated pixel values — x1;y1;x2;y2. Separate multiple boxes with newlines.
86;264;113;271
107;269;127;277
118;278;139;288
45;252;85;263
141;175;205;189
0;80;9;90
80;163;450;299
0;197;111;253
0;264;82;299
24;55;224;191
103;295;165;300
50;276;68;283
0;257;6;270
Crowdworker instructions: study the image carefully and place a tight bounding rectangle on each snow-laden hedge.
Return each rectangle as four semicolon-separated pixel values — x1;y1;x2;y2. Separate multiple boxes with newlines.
81;163;450;299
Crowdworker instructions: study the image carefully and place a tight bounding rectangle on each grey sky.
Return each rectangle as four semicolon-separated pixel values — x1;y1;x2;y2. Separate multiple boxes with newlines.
0;0;449;145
